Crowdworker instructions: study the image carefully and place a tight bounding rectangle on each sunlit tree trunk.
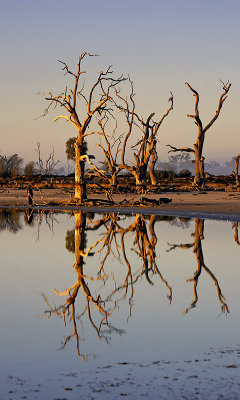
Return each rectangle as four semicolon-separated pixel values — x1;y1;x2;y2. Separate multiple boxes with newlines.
149;145;158;186
75;135;86;202
235;154;240;187
110;172;117;188
194;132;205;187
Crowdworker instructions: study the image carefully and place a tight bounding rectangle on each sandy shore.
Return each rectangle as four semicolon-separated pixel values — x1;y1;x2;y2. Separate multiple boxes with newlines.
1;188;240;221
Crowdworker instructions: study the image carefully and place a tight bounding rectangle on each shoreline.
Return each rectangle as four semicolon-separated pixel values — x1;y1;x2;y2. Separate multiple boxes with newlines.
1;188;240;221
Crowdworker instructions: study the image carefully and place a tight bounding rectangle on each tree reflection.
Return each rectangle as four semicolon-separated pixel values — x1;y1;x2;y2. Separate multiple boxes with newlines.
167;218;229;314
35;210;59;240
233;222;240;246
119;214;172;301
0;209;22;233
43;212;114;358
42;212;172;357
42;213;232;358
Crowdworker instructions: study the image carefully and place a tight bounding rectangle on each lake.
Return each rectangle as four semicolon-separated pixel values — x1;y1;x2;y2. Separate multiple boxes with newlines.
1;209;240;399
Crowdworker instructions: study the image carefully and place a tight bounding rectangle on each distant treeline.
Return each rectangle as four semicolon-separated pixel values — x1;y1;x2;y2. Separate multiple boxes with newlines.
0;150;237;179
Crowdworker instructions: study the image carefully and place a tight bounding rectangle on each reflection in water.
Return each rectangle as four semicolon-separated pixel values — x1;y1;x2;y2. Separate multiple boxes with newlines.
25;208;34;224
0;209;232;338
0;209;22;233
0;208;59;234
35;211;59;240
119;214;172;300
233;222;240;246
42;212;174;357
3;205;240;395
43;213;120;359
40;212;232;358
167;218;229;314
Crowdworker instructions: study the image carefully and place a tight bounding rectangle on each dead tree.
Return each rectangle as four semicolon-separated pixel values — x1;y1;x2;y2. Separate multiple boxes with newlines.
97;114;123;187
117;79;173;187
42;52;125;203
83;113;123;187
168;80;231;188
234;154;240;187
35;142;60;175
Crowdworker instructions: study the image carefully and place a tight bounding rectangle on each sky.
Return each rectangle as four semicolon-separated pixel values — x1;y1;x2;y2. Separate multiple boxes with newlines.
0;0;240;168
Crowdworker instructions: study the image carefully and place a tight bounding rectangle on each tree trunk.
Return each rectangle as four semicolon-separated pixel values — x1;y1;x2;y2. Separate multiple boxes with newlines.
135;172;144;187
194;155;205;187
193;133;205;188
110;172;117;188
75;134;87;202
136;165;147;187
235;155;240;187
149;149;158;186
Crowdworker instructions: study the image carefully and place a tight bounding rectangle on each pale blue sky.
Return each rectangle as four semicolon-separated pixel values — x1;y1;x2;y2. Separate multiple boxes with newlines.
0;0;239;166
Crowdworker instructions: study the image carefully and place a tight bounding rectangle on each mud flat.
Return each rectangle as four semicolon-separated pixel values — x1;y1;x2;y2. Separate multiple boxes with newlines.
1;344;240;400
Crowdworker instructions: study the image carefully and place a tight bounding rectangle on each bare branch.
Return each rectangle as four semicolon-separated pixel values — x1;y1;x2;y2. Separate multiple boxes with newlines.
167;144;195;153
203;80;231;133
35;142;60;175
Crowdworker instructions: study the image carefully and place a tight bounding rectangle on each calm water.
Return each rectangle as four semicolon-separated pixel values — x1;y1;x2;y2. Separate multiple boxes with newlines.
0;209;240;397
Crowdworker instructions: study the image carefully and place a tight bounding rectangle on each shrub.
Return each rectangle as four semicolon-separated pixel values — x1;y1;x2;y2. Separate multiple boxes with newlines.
24;162;35;179
155;170;176;179
0;154;23;178
178;169;192;178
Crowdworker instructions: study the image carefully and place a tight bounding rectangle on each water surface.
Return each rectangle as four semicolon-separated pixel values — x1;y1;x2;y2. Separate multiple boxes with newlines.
0;209;240;398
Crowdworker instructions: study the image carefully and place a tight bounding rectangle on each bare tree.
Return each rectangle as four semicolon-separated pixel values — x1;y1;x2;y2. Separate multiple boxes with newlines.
116;79;173;187
42;52;125;203
168;80;231;188
81;113;123;188
35;142;60;175
96;114;123;187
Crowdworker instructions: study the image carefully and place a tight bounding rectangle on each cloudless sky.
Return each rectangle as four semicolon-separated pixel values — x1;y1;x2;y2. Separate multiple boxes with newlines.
0;0;239;167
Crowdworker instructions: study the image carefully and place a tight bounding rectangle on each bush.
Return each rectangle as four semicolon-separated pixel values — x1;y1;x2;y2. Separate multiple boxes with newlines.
0;154;23;178
155;170;176;179
178;169;192;178
24;162;35;179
